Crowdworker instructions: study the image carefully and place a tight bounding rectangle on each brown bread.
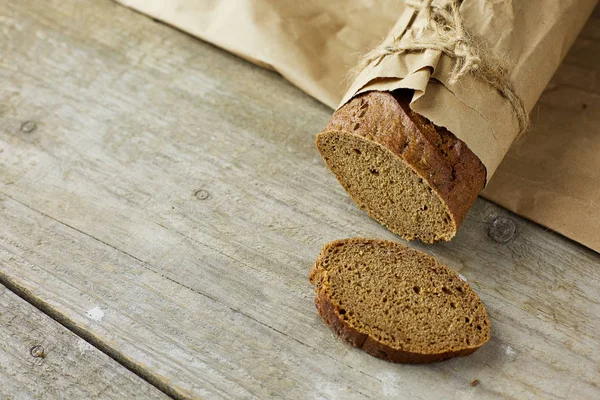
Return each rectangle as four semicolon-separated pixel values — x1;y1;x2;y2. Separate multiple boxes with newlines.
309;238;490;363
316;90;486;243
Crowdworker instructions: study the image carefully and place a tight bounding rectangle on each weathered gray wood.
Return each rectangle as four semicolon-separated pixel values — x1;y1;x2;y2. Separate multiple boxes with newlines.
0;0;599;399
0;283;168;400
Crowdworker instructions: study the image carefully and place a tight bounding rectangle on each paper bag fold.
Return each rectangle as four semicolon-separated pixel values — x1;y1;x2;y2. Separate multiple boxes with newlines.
115;0;600;253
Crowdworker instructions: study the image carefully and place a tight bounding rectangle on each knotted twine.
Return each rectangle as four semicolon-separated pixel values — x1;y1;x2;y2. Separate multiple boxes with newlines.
353;0;529;136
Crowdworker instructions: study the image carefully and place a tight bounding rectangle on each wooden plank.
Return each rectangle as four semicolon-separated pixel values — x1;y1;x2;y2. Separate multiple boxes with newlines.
0;0;599;399
0;283;168;400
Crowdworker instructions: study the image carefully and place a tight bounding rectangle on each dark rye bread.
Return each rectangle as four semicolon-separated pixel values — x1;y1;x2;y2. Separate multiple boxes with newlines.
316;91;486;243
309;238;490;363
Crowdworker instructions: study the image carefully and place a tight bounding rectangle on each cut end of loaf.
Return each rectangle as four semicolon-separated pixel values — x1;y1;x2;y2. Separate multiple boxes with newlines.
317;130;457;243
309;238;491;363
317;90;487;243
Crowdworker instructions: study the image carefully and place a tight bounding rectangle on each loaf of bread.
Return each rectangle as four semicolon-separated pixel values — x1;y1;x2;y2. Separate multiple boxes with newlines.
309;238;490;363
317;91;486;243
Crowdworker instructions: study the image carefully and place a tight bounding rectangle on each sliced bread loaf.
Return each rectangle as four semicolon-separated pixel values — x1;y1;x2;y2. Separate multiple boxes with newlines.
309;238;490;363
317;90;486;243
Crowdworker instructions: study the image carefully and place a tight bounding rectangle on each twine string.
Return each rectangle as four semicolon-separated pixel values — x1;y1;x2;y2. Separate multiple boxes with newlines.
353;0;529;135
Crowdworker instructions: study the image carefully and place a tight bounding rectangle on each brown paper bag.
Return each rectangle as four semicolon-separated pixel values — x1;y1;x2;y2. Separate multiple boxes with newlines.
116;0;600;252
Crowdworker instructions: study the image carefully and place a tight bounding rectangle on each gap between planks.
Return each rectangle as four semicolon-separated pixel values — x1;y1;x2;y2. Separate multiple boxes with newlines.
0;226;182;400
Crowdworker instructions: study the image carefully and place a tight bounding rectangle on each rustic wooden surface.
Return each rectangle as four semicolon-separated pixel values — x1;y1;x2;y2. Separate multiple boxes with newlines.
0;0;599;399
0;283;168;399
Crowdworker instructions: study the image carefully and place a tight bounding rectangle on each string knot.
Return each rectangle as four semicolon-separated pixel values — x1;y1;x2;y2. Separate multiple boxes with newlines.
352;0;529;136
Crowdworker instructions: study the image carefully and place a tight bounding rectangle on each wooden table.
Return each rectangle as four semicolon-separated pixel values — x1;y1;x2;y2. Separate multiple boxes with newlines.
1;1;599;398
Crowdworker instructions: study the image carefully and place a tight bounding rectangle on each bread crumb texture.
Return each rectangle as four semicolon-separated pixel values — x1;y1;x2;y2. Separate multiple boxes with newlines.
309;238;490;363
317;91;486;243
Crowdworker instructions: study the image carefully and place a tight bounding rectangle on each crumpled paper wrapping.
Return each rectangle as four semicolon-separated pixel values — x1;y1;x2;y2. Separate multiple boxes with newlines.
116;0;600;252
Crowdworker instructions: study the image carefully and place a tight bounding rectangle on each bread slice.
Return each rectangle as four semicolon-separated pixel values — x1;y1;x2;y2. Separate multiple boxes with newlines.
309;238;490;363
316;91;486;243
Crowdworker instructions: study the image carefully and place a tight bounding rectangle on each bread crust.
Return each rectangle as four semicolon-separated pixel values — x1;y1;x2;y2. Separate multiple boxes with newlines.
309;238;490;364
313;288;479;363
319;90;486;237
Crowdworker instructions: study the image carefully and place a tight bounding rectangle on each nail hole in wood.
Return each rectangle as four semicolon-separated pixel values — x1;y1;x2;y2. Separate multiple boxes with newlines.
20;121;37;133
194;189;210;200
488;216;516;243
30;345;45;358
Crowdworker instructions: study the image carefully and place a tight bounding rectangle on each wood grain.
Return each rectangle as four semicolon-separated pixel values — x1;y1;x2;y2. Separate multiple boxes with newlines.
0;0;599;398
0;283;168;399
